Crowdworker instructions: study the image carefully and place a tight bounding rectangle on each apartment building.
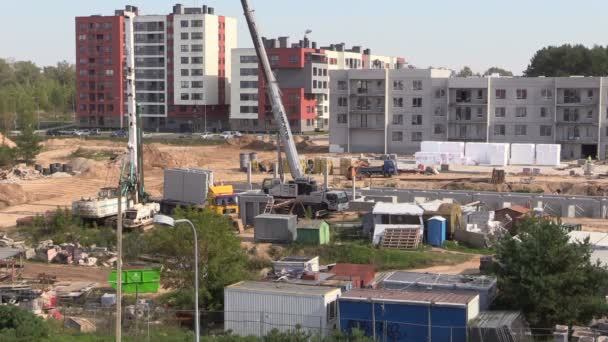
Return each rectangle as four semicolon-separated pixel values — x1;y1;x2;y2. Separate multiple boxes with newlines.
230;38;406;133
330;69;608;160
75;4;236;132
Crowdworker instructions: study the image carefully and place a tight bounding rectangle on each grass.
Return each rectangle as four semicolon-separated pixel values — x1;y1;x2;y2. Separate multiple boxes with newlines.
68;147;117;161
443;240;495;255
283;242;472;271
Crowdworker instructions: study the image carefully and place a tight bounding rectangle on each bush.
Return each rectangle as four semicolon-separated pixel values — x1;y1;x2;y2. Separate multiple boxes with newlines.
0;305;49;341
0;145;15;167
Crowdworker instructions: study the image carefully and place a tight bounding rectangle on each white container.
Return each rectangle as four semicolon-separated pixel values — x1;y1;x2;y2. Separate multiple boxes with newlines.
487;143;510;166
420;141;442;153
536;144;561;166
224;281;341;338
440;141;465;155
465;142;489;165
510;144;536;165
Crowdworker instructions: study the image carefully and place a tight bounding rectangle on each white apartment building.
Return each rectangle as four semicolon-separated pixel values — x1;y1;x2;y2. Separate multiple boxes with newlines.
330;69;608;160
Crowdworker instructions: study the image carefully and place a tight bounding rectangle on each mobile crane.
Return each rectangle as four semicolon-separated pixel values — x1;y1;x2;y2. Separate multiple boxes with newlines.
241;0;349;215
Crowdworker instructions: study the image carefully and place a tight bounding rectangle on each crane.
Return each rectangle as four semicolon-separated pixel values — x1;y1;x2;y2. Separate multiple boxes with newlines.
240;0;349;215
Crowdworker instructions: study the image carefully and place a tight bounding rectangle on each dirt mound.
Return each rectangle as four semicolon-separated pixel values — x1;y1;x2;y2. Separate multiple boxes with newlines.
143;144;178;168
0;183;29;208
296;139;328;153
68;157;97;173
0;133;16;148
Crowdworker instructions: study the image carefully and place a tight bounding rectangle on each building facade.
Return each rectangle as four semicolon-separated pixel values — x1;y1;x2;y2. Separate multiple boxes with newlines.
75;4;236;132
230;38;406;133
330;69;608;160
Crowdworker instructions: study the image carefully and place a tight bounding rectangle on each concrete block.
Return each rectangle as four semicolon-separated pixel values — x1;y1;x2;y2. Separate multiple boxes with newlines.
254;214;297;243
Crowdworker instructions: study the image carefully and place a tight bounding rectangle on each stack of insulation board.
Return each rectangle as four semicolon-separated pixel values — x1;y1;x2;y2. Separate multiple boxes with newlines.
509;144;536;165
465;143;510;166
416;141;467;166
535;144;561;166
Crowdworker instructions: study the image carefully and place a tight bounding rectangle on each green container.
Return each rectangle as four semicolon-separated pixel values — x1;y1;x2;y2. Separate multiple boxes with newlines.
108;269;161;294
296;220;330;245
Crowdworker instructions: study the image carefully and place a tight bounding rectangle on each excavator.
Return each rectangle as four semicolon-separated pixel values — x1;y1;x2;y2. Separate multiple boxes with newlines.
241;0;349;216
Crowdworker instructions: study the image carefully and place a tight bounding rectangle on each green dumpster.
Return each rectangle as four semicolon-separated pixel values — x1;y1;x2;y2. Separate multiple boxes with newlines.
108;269;161;294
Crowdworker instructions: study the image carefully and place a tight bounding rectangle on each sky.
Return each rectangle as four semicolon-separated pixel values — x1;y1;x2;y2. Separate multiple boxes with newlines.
1;1;607;75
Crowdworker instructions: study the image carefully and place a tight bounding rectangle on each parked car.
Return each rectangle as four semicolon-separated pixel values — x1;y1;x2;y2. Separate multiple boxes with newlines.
110;130;128;138
73;129;91;137
58;129;76;136
198;132;216;139
46;129;60;136
89;128;101;136
220;131;242;139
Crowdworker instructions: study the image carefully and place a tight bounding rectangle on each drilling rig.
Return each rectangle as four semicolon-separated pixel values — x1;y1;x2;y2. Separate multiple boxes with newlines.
240;0;349;216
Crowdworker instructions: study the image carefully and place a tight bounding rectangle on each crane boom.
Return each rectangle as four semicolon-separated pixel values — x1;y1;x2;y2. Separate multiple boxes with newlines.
240;0;304;180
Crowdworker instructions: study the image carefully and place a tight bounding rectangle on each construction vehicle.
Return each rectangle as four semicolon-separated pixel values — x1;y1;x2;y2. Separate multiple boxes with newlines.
347;160;398;180
72;9;159;228
207;185;239;215
123;202;161;230
241;0;349;217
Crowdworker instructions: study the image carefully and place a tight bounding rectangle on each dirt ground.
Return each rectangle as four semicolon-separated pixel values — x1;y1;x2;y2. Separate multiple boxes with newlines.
21;261;110;285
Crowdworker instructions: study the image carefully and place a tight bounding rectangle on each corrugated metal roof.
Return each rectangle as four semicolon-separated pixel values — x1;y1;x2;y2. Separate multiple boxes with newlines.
331;263;375;276
341;288;478;305
226;281;340;296
496;205;530;215
0;248;22;260
469;311;523;328
383;271;496;289
373;202;423;216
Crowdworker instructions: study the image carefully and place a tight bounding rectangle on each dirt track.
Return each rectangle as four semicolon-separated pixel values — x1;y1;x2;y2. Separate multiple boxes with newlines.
22;262;110;285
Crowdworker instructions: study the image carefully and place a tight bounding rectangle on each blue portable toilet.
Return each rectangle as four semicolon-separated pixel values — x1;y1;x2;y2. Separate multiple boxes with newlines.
427;216;447;247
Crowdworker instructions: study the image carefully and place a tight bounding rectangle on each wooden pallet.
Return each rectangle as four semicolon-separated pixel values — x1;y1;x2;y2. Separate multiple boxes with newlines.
380;228;421;250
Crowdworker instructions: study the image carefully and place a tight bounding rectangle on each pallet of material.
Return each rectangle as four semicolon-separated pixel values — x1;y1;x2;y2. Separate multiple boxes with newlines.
380;227;422;250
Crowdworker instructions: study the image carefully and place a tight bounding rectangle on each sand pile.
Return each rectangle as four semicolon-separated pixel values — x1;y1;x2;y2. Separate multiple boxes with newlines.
0;183;29;208
0;133;16;148
68;157;97;173
143;144;178;168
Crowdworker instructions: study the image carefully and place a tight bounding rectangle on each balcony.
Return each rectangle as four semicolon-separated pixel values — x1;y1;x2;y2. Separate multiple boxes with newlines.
349;106;385;113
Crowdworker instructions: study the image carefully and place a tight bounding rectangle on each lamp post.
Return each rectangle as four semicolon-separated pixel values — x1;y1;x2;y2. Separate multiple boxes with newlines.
154;215;199;342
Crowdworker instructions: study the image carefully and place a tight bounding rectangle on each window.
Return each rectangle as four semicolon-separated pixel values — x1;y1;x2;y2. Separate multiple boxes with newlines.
564;89;581;103
104;69;114;76
240;68;258;76
541;88;553;99
180;81;190;89
313;80;317;89
180;45;189;52
494;124;505;136
393;80;404;90
392;114;403;125
515;125;527;136
434;124;445;134
240;55;258;63
563;108;580;122
191;44;203;52
78;34;87;41
289;55;298;64
313;67;317;76
323;81;328;89
191;32;203;40
412;132;423;141
477;89;483;99
191;20;203;27
191;57;203;64
587;109;593;119
192;93;203;100
477;107;483;117
180;20;189;28
413;80;422;91
181;57;189;64
392;131;403;142
588;89;594;98
240;106;258;113
337;97;347;107
435;89;445;98
181;69;189;76
434;107;444;116
516;107;527;117
180;93;189;100
540;125;552;137
411;115;422;125
191;81;203;88
412;98;422;108
337;114;347;124
496;89;506;99
180;32;189;40
516;89;527;99
495;107;506;117
240;94;259;101
270;55;280;66
323;69;327;76
393;97;403;108
540;107;549;118
338;81;347;90
240;81;258;88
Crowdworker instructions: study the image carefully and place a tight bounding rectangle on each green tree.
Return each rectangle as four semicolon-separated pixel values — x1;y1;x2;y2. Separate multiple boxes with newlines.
483;67;513;77
524;44;607;76
0;305;49;341
456;66;478;77
147;208;248;310
494;217;608;328
15;110;41;164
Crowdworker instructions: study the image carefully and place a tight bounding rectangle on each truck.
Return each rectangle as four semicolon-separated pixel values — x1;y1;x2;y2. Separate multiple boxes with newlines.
207;185;239;215
241;0;349;217
348;160;398;180
123;202;161;230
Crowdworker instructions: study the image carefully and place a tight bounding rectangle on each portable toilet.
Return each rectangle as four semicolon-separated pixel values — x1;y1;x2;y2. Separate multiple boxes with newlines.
426;216;447;247
296;220;330;245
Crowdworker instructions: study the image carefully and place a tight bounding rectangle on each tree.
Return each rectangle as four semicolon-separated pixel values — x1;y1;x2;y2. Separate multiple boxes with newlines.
494;218;608;328
146;208;248;310
524;44;608;76
15;110;41;164
456;66;477;77
483;67;513;77
0;305;49;341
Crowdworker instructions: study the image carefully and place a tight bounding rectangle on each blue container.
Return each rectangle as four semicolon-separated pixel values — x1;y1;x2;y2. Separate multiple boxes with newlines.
427;216;447;247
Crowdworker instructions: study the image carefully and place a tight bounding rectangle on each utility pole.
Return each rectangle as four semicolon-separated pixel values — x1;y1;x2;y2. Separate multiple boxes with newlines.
116;183;123;341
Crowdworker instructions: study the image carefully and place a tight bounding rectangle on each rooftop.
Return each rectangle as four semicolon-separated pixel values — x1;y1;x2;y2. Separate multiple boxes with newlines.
0;248;22;260
341;288;478;306
496;205;531;215
331;263;376;276
297;220;327;229
373;202;424;216
226;281;340;296
469;311;524;328
383;271;496;290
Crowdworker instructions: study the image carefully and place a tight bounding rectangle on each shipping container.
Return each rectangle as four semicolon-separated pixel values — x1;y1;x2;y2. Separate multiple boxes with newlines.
426;216;447;247
296;220;330;245
381;271;497;310
224;281;341;338
163;168;213;205
272;256;320;273
254;214;297;243
339;288;479;342
238;191;273;227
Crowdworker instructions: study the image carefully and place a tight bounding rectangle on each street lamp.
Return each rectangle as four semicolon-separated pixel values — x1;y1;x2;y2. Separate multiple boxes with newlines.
153;214;200;342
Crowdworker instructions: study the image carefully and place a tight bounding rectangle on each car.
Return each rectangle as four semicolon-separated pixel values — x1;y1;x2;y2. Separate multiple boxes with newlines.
220;131;243;139
73;129;91;137
110;130;128;138
46;129;60;136
198;132;216;139
89;128;101;136
58;129;76;136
